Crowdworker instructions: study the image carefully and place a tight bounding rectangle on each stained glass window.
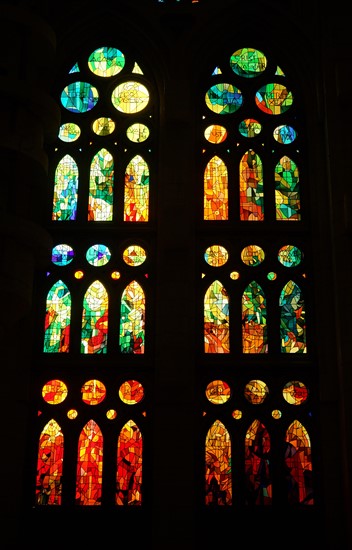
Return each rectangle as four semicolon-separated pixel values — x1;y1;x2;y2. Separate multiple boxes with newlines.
35;43;153;507
201;45;314;507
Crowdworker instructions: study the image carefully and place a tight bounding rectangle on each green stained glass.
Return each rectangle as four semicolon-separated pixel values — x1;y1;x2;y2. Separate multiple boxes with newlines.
204;156;228;220
230;47;267;78
92;117;115;136
119;280;145;354
255;83;293;115
126;123;150;143
81;281;108;354
88;46;125;77
278;245;303;267
61;81;99;113
204;280;230;353
88;148;114;221
86;244;111;266
205;83;242;114
242;281;267;353
124;155;149;221
111;81;149;114
58;122;81;142
275;156;301;220
239;149;264;221
52;154;79;221
280;280;307;353
238;118;261;138
44;280;71;353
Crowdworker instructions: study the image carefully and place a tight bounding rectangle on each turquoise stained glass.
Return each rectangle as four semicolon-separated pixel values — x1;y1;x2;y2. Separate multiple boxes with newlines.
61;81;99;113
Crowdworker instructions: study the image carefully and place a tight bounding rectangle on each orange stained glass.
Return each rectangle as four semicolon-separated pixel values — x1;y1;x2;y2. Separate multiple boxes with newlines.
76;420;103;505
81;379;106;405
124;154;149;221
242;281;267;353
205;420;232;505
204;280;230;353
285;420;313;504
36;419;64;505
245;419;272;505
42;379;68;404
204;155;228;220
116;420;143;505
239;149;264;221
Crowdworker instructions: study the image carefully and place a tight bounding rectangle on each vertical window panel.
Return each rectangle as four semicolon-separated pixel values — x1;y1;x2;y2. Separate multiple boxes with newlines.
205;420;232;505
124;155;149;221
204;280;230;353
119;280;145;354
44;280;71;353
81;281;108;354
242;281;267;353
52;154;79;221
239;149;264;221
280;280;306;353
76;420;103;505
285;420;313;504
275;155;301;221
244;419;272;505
88;148;114;221
203;155;228;220
116;420;143;505
35;419;64;505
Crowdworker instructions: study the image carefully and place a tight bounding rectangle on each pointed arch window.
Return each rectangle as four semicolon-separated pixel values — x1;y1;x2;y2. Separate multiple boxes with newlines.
33;42;155;507
200;45;316;507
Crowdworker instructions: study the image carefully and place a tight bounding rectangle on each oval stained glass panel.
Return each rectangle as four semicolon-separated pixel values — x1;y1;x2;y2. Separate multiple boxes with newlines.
230;47;267;78
205;380;231;404
204;125;228;144
92;117;115;136
119;379;144;404
42;379;68;404
88;46;125;77
58;122;81;142
61;82;99;113
122;245;147;266
204;244;228;267
111;81;149;114
238;118;262;138
273;125;297;144
283;380;309;405
241;245;265;266
81;379;106;405
278;245;303;267
255;83;293;115
127;123;150;143
52;244;74;266
86;244;111;266
244;379;269;404
205;83;243;114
